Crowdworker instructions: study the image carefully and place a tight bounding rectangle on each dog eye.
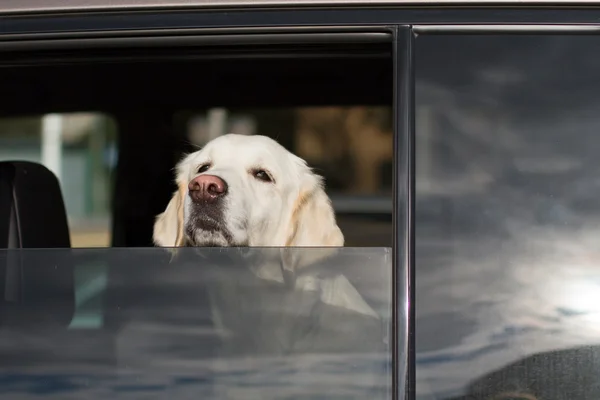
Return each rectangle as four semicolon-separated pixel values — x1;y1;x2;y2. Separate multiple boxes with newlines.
197;164;211;173
252;169;273;183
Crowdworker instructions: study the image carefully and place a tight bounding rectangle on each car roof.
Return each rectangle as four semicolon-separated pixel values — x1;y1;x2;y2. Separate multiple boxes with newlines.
1;0;598;15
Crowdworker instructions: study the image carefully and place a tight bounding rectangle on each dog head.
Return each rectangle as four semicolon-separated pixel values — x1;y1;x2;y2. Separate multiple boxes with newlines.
153;134;344;249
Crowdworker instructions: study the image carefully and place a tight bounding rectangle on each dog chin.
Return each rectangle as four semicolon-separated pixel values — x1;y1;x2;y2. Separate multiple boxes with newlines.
187;229;230;247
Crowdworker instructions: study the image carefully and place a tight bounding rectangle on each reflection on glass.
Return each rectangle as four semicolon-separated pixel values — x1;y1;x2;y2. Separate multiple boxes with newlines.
0;247;392;399
416;34;600;400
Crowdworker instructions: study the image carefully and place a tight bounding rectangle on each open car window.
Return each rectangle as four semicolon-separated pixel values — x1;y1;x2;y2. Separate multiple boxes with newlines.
0;247;391;399
0;106;392;248
0;34;393;248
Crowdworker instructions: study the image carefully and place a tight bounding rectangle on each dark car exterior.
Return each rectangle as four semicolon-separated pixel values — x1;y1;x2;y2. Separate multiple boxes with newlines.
2;2;600;400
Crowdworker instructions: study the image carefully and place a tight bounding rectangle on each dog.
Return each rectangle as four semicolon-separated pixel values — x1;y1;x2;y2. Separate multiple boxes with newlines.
152;133;380;336
153;133;344;249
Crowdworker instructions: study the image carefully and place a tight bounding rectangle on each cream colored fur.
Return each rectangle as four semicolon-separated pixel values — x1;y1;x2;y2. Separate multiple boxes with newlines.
153;133;344;252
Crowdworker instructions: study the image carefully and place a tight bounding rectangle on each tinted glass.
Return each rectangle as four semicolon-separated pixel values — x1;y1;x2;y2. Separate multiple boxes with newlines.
0;247;391;399
415;34;600;400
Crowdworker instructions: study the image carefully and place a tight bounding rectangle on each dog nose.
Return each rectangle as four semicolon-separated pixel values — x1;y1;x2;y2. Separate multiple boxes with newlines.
188;174;228;203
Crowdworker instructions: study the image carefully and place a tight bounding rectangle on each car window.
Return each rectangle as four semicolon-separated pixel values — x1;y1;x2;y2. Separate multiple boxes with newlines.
415;34;600;399
0;106;392;248
0;34;393;248
1;246;391;399
0;31;396;400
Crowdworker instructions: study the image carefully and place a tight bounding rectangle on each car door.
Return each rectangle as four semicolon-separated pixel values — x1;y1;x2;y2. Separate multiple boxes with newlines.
0;3;401;400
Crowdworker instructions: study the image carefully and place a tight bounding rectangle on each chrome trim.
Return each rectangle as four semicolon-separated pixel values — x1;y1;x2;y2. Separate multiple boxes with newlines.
393;25;414;400
3;0;600;15
0;26;393;42
414;24;600;33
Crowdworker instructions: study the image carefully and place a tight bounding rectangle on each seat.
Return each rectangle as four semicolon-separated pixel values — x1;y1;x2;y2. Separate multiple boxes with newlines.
0;161;74;327
0;161;71;249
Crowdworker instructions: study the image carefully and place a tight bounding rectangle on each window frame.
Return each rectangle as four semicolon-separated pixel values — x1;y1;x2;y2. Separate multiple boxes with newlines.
392;25;414;400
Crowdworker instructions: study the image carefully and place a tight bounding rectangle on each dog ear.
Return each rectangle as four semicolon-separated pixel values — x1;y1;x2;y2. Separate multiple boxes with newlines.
282;172;344;272
153;183;187;247
285;182;344;248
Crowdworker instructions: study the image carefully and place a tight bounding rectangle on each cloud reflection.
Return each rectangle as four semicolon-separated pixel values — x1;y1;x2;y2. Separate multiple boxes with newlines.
416;33;600;399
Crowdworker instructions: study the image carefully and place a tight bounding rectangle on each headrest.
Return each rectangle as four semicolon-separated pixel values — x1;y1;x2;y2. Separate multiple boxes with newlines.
0;161;71;249
0;161;74;327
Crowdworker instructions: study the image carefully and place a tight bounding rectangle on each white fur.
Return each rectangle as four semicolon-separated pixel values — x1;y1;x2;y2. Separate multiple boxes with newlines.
153;134;344;249
152;135;382;319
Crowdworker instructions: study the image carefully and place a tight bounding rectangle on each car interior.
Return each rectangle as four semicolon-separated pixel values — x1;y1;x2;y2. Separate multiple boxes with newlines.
0;34;394;249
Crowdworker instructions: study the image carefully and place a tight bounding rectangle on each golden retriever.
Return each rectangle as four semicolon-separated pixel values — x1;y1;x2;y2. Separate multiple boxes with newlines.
152;134;382;319
153;133;344;249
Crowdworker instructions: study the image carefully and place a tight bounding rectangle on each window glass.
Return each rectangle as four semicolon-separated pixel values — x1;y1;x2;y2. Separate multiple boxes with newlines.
415;34;600;399
0;113;117;247
0;247;391;399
